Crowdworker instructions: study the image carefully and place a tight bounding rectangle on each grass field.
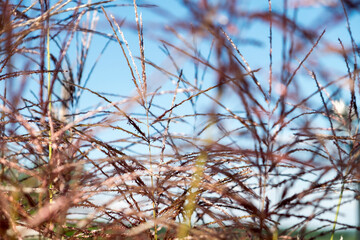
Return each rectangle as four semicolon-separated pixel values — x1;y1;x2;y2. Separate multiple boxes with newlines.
1;0;360;239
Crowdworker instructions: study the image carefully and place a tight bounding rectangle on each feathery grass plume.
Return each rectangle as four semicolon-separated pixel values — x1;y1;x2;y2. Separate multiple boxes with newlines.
0;0;360;239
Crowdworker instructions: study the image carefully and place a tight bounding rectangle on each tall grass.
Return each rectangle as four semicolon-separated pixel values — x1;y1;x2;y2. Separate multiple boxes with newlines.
0;0;359;239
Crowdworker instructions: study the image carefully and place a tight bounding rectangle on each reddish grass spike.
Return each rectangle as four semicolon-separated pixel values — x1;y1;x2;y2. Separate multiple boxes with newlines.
268;0;273;99
221;28;269;102
101;6;144;104
272;29;326;115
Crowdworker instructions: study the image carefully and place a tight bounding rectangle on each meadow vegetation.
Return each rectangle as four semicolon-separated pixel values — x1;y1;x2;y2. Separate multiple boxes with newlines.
0;0;360;239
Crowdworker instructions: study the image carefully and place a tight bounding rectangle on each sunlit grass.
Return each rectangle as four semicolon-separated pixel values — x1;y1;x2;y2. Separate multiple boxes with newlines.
0;0;359;239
